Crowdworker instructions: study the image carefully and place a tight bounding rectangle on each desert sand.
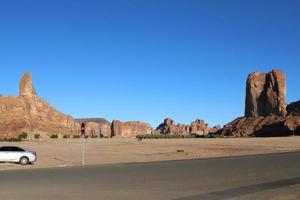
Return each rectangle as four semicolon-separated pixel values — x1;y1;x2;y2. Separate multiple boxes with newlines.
1;137;300;170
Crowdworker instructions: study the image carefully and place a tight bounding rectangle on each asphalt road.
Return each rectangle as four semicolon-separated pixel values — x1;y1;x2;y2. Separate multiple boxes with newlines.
1;152;300;200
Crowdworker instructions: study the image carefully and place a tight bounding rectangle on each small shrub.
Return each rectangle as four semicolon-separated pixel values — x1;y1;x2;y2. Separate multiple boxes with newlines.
34;134;40;139
136;135;142;141
135;134;207;140
18;132;28;140
91;135;98;138
50;134;58;139
73;135;81;139
0;137;21;142
63;135;70;139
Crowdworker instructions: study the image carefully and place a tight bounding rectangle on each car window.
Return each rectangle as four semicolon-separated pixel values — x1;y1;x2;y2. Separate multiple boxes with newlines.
9;147;25;152
0;147;10;151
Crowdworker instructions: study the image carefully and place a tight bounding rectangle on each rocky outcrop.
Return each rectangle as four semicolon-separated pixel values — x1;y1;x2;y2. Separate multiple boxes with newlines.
285;101;300;133
155;118;219;135
20;73;37;97
287;101;300;116
155;118;189;135
0;73;78;138
190;119;211;134
76;118;111;137
111;120;153;137
221;116;291;137
220;69;300;137
245;70;287;117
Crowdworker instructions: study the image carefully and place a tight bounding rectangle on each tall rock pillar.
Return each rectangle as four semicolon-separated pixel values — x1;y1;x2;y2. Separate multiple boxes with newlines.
245;69;287;117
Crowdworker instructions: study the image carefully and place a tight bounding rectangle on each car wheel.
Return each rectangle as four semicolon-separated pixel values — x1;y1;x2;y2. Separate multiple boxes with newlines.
19;157;29;165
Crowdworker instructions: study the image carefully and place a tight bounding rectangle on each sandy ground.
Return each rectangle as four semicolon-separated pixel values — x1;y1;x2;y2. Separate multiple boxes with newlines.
1;137;300;170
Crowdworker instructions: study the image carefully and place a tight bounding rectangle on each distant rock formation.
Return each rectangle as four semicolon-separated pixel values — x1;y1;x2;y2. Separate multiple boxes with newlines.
155;118;220;135
221;69;300;137
111;120;153;137
0;73;78;138
155;118;189;135
76;118;111;137
3;73;220;138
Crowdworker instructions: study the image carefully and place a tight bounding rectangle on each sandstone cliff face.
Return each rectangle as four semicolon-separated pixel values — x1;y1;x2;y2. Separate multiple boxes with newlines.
245;70;287;117
111;120;153;137
156;118;186;135
221;69;299;137
76;118;111;137
155;118;219;135
221;116;291;137
20;73;36;97
0;73;78;138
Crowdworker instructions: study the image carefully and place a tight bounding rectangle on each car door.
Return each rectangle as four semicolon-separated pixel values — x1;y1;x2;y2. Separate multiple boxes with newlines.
0;147;10;162
8;147;25;162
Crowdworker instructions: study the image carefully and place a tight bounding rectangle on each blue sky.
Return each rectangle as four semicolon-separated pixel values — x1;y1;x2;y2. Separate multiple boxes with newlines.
0;0;299;127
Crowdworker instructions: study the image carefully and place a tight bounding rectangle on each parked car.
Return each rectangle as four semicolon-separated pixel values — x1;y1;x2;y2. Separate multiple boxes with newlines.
0;146;37;165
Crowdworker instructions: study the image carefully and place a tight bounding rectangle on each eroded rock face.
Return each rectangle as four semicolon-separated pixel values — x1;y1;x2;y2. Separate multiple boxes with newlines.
156;118;183;135
155;118;218;135
20;73;36;97
285;101;300;132
190;119;211;135
111;120;153;137
287;101;300;116
76;118;111;137
285;116;300;132
245;70;287;117
221;116;291;137
0;73;78;138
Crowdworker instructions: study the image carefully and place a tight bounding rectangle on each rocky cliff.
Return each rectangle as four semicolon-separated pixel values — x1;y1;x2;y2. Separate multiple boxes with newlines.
76;118;111;137
221;69;300;137
111;120;153;137
245;70;287;117
155;118;220;135
0;73;78;138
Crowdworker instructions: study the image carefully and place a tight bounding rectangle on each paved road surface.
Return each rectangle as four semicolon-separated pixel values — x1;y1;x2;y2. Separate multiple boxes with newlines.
1;152;300;200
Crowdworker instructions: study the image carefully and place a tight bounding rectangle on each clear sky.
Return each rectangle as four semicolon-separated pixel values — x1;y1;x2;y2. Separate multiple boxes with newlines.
0;0;299;128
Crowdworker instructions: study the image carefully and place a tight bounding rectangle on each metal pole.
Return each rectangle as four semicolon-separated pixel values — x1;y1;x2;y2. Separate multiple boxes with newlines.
82;135;85;166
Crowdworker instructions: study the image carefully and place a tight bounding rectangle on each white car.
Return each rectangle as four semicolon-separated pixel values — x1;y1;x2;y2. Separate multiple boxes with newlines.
0;146;37;165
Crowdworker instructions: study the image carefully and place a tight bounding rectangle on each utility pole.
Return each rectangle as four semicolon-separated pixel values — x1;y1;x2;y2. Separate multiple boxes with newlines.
81;123;86;166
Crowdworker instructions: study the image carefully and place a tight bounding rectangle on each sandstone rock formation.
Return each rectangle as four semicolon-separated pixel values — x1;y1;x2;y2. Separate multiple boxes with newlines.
287;101;300;116
111;120;153;137
156;118;186;135
285;101;300;133
155;118;219;135
76;118;111;137
221;116;290;137
190;119;212;134
0;73;78;138
220;69;300;137
245;70;287;117
20;73;37;97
